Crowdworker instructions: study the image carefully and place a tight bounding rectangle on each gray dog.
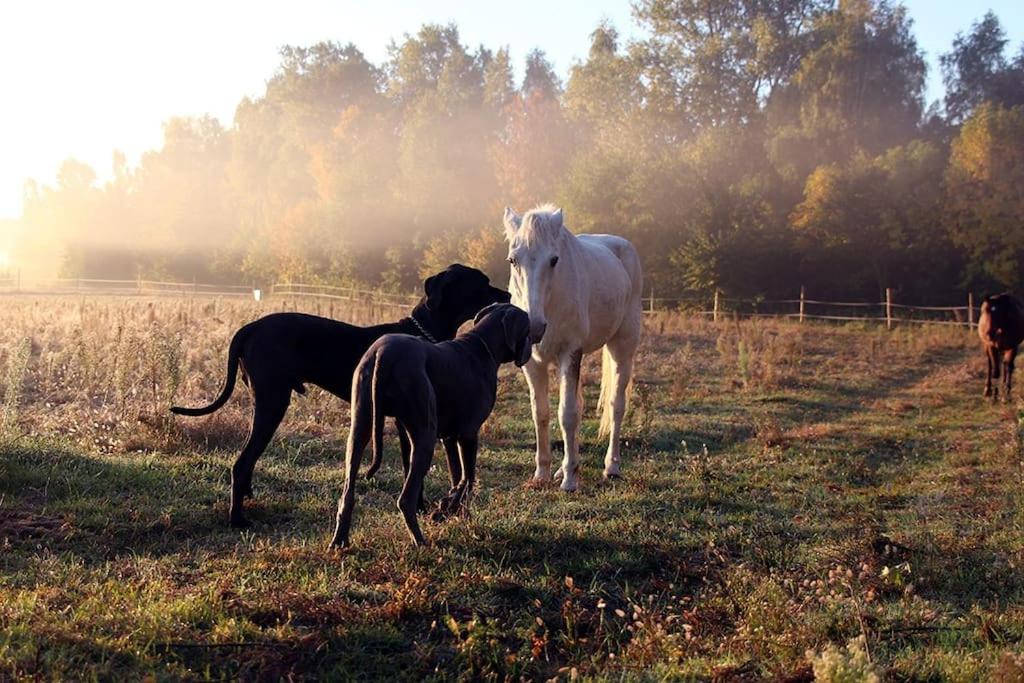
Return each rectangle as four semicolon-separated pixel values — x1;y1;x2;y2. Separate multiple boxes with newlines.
330;303;532;548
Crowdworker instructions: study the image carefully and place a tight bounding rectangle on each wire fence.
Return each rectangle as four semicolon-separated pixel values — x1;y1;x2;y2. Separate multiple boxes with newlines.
0;276;979;328
647;286;976;328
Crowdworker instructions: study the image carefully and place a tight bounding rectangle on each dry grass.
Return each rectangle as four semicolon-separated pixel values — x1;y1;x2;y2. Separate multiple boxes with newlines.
1;295;1021;680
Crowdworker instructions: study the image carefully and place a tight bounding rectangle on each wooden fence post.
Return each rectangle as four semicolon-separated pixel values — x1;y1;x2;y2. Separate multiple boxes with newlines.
648;286;655;313
799;286;806;324
713;289;720;323
968;292;975;327
885;287;893;330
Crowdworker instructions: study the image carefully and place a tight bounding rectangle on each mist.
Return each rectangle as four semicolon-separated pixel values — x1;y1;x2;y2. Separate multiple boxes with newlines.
9;3;1024;303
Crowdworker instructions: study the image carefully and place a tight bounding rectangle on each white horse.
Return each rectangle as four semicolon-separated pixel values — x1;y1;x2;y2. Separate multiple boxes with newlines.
503;204;642;491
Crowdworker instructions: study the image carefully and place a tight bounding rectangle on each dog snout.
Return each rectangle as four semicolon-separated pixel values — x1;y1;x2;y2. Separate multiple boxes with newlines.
529;319;547;343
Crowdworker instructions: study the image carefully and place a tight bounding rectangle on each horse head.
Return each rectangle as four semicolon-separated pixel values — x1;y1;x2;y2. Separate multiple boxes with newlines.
503;204;566;344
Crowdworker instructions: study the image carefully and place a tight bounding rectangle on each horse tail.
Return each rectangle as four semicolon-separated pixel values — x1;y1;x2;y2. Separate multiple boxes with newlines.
363;353;387;480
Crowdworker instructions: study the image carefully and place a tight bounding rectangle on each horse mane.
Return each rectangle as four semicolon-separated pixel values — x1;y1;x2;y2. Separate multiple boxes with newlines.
519;204;567;248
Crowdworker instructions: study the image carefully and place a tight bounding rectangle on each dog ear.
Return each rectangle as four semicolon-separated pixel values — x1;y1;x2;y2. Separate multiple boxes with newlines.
503;309;533;366
424;271;447;309
474;302;503;325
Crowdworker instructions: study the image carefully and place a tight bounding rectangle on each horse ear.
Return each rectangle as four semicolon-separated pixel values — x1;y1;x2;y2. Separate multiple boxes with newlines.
503;207;521;241
551;207;564;228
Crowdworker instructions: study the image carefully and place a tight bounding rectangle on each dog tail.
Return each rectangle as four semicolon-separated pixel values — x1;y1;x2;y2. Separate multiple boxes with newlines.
169;327;245;417
363;353;387;480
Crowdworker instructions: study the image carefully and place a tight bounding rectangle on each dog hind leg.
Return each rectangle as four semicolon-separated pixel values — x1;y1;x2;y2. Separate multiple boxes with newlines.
230;388;290;527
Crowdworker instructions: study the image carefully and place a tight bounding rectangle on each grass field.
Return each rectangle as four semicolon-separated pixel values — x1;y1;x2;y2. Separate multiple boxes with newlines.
1;295;1023;681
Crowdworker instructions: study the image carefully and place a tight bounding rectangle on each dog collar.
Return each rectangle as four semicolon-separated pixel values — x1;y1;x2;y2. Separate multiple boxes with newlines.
410;314;437;343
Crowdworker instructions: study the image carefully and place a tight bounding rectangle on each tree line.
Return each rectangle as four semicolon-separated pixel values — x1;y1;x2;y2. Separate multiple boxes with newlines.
15;1;1024;304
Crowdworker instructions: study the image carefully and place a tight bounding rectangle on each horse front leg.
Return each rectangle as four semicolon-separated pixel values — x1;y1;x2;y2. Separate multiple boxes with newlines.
555;350;583;492
1005;347;1018;401
523;359;552;482
985;349;994;398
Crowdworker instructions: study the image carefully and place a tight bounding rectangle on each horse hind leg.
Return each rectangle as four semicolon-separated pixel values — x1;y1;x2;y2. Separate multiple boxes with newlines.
602;331;639;479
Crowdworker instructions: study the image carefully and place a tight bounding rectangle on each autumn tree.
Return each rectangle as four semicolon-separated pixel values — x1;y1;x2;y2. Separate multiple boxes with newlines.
945;103;1024;289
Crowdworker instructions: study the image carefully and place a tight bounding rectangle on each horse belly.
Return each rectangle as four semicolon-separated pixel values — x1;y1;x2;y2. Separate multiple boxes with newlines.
582;255;632;353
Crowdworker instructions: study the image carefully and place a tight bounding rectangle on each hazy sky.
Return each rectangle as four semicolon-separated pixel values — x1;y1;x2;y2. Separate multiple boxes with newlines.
1;0;1022;220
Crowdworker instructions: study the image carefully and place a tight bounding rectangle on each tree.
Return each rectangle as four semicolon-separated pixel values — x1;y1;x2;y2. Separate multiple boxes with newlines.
767;0;926;178
940;11;1024;124
791;140;950;299
522;49;561;99
945;103;1024;289
634;0;827;128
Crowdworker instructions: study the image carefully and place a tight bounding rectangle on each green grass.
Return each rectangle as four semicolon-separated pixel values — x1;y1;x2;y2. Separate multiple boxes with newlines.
1;299;1023;680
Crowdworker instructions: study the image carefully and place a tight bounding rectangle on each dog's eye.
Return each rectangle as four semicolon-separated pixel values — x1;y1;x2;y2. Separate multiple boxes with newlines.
550;256;559;267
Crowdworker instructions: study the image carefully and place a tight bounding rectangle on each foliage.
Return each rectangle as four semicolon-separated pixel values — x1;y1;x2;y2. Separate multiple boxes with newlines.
945;103;1024;289
11;3;1024;302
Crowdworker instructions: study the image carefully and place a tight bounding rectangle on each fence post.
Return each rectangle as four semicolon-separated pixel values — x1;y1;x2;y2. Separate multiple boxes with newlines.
799;286;806;324
713;289;720;323
885;287;893;330
968;292;975;327
648;286;655;313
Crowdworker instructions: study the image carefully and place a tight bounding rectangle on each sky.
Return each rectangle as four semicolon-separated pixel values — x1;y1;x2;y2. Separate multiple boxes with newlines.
0;0;1022;221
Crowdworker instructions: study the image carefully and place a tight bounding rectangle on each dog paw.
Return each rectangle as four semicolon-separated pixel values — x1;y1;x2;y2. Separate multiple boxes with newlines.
229;516;253;529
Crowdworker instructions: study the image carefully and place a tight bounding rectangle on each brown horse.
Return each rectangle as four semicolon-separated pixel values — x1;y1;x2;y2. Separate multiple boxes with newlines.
978;293;1024;401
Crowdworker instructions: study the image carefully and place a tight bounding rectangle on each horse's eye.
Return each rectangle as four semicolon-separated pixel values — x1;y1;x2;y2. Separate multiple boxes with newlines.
508;256;517;267
550;256;559;267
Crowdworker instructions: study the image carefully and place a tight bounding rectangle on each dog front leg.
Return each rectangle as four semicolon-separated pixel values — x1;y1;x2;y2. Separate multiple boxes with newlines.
453;435;478;517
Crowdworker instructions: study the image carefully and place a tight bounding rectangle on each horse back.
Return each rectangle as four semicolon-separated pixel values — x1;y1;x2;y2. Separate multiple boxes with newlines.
577;234;643;301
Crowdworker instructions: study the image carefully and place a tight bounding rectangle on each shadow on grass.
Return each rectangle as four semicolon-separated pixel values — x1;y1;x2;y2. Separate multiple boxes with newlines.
0;441;237;561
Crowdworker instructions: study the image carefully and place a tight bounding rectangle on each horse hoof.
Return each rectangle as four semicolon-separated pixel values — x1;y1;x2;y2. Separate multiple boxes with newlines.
559;478;579;493
603;471;623;480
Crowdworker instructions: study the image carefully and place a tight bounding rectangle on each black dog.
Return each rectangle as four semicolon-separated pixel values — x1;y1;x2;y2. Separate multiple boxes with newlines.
330;303;532;548
171;264;510;528
978;292;1024;400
